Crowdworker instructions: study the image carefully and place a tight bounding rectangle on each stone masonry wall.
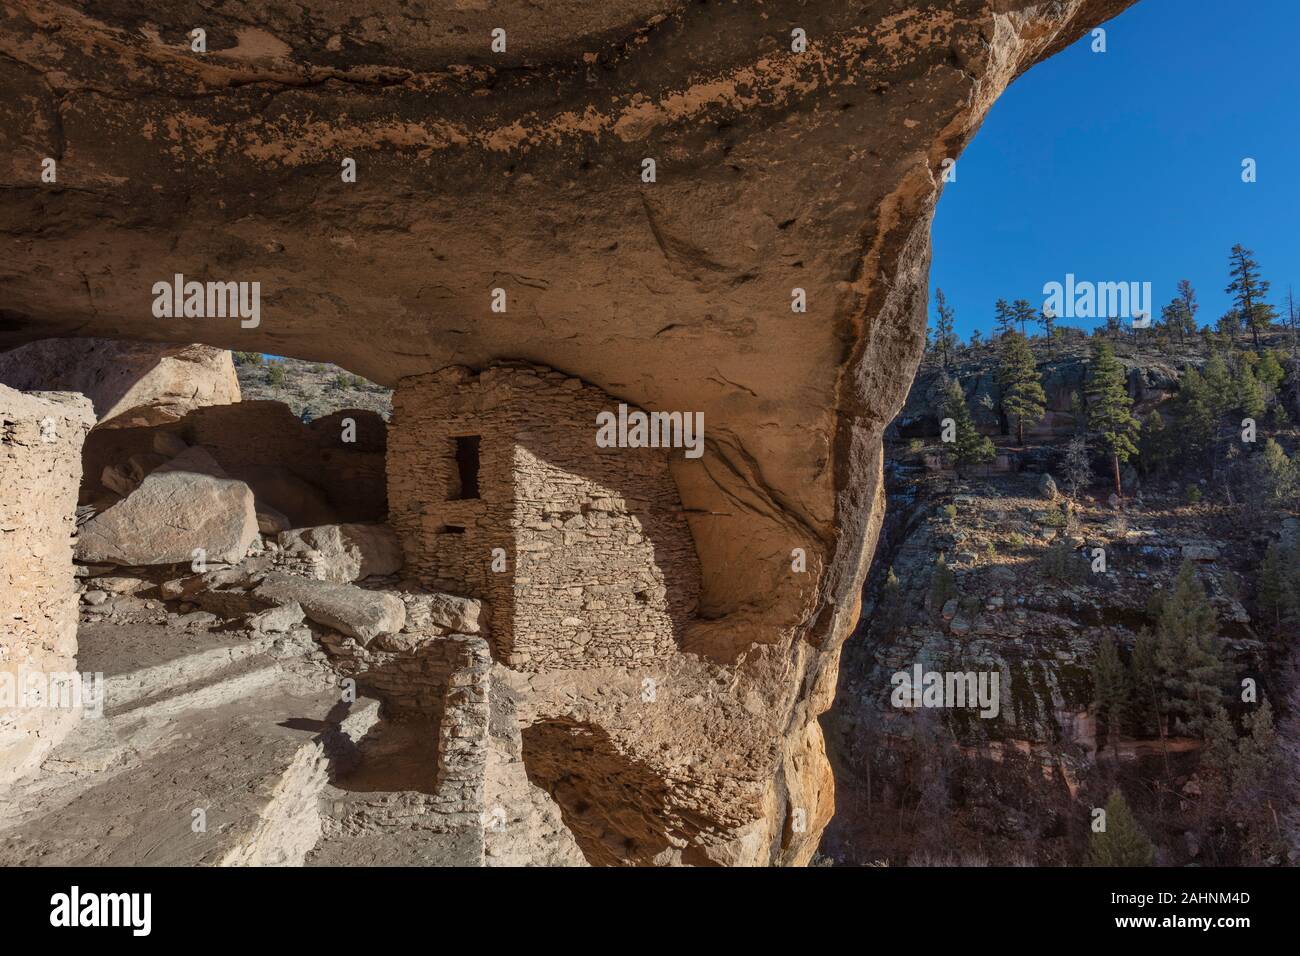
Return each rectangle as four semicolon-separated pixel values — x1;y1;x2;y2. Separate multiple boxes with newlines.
433;634;491;818
317;599;490;820
0;386;95;787
389;364;701;670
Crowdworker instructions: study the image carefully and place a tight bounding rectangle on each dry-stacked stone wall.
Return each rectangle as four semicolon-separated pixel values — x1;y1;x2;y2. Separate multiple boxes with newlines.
388;364;701;671
0;386;95;786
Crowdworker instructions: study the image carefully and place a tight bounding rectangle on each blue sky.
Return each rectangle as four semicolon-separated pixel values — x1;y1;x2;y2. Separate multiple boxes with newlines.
932;0;1300;342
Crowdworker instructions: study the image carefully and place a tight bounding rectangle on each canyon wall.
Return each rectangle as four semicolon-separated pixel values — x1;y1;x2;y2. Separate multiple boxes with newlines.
0;0;1134;863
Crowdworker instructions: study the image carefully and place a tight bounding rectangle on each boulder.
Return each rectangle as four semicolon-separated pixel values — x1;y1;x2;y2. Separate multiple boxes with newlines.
252;573;405;643
277;523;403;583
100;452;168;497
247;601;306;634
75;447;259;566
1181;544;1220;562
257;506;292;535
401;592;484;635
238;465;339;528
152;431;190;458
1036;473;1059;501
0;339;239;428
89;575;145;595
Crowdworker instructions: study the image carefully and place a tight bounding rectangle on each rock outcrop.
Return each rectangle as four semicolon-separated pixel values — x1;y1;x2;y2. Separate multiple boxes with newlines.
75;447;260;566
0;0;1134;863
82;400;389;526
821;324;1295;866
252;573;406;644
0;340;240;429
276;524;403;584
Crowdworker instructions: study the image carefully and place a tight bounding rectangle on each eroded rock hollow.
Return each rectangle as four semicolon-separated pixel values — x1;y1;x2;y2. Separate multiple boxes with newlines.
0;0;1132;864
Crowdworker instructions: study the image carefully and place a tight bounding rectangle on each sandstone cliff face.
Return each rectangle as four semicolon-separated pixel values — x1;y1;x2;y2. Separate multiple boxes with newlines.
0;0;1133;863
821;336;1292;866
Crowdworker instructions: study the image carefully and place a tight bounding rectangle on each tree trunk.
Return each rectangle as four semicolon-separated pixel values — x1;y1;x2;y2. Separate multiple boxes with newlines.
1112;453;1122;498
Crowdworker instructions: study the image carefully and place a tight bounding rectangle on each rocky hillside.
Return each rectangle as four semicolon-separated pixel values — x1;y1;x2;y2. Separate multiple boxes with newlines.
821;328;1300;867
234;354;392;421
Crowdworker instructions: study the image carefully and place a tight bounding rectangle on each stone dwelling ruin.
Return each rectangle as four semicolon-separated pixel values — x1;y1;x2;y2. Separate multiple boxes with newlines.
0;344;716;866
389;364;702;670
0;0;1135;865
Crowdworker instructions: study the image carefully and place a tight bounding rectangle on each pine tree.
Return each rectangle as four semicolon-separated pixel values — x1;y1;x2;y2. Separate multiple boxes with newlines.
1036;307;1055;342
996;332;1046;444
1085;340;1140;496
1202;351;1234;414
1197;701;1283;864
1197;706;1239;849
871;566;905;639
993;298;1016;339
1283;547;1300;636
1160;298;1183;342
1226;244;1278;351
1256;349;1286;392
1233;361;1266;419
942;379;995;475
1093;635;1129;746
1252;438;1299;509
1087;790;1156;866
1011;299;1037;337
1041;538;1084;583
928;554;957;611
1172;369;1217;465
1235;700;1282;861
1198;351;1234;473
932;288;957;371
1217;311;1241;343
1287;288;1300;361
1235;700;1279;805
1154;561;1226;736
1128;629;1161;737
1160;280;1199;344
1257;541;1287;636
1139;410;1168;475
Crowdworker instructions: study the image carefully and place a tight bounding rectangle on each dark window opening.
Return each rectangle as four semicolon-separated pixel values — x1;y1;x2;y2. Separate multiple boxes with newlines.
441;525;466;535
451;435;480;500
